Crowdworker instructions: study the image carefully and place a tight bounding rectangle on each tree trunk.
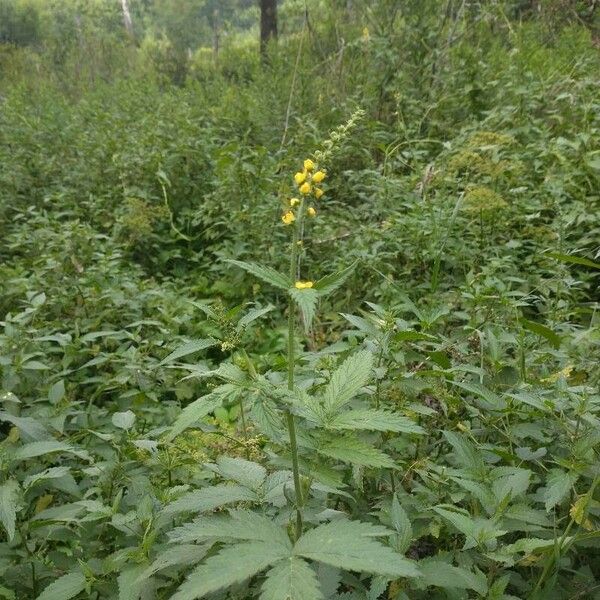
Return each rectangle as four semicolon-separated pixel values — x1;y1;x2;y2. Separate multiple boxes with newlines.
260;0;278;58
120;0;135;41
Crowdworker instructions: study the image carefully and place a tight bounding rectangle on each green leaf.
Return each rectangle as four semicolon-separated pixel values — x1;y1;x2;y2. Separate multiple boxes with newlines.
433;506;506;549
261;557;324;600
322;351;374;412
520;318;562;349
215;456;267;490
449;381;504;410
111;410;136;430
162;484;257;518
0;412;50;442
227;260;291;290
160;338;218;365
443;431;486;475
36;572;86;600
136;544;210;582
329;410;424;434
0;480;20;541
417;559;487;594
168;510;291;549
14;441;90;462
293;520;419;578
165;393;223;441
289;287;319;332
314;262;357;296
543;469;576;512
0;585;15;600
390;495;413;554
545;252;600;270
172;541;288;600
319;437;395;468
118;564;154;600
237;304;275;330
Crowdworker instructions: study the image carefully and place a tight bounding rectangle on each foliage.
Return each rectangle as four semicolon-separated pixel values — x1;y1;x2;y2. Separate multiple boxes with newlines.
1;1;599;599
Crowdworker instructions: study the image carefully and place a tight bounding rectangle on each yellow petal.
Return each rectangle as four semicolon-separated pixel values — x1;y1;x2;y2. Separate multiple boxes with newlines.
303;159;315;171
282;211;295;225
314;188;324;199
289;197;300;207
294;171;306;185
312;170;326;183
307;207;316;217
299;182;311;195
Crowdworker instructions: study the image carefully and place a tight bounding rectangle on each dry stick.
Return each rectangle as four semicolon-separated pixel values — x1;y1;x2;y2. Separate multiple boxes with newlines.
280;19;307;150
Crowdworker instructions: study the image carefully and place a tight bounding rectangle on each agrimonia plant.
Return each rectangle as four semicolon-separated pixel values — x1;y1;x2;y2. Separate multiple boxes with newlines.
156;110;424;599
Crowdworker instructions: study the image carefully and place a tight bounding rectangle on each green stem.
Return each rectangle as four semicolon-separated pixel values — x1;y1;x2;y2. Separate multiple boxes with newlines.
285;199;306;541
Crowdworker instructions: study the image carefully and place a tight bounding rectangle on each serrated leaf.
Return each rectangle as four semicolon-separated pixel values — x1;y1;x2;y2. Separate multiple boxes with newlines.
261;557;324;600
168;510;291;549
160;339;218;365
329;410;424;434
289;287;319;332
322;351;374;412
216;456;267;490
136;544;210;582
237;304;274;330
390;495;412;553
162;484;257;518
13;441;90;462
520;318;561;349
319;437;395;468
227;260;291;290
0;480;20;540
172;541;288;600
118;564;154;600
545;252;600;270
543;469;576;512
35;572;86;600
0;411;51;442
417;559;487;594
165;394;223;441
433;506;506;549
443;431;486;475
570;495;594;530
314;262;357;296
293;520;419;578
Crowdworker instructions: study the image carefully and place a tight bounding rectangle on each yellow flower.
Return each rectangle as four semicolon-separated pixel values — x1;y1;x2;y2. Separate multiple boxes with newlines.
294;281;313;289
299;182;311;195
312;170;326;183
289;197;300;207
294;171;306;185
314;188;324;199
303;159;315;172
282;211;295;225
307;207;316;217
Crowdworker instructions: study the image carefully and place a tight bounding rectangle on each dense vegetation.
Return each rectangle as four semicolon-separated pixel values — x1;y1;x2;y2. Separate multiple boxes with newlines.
1;1;599;599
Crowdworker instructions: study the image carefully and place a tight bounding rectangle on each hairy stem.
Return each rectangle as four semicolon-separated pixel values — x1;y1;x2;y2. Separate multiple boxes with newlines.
285;199;306;540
